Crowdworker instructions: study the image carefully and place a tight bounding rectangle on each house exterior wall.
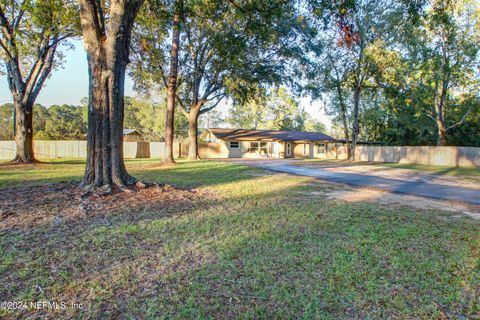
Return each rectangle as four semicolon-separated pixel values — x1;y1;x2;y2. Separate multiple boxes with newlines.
272;142;285;158
199;140;278;159
313;142;329;159
293;142;320;159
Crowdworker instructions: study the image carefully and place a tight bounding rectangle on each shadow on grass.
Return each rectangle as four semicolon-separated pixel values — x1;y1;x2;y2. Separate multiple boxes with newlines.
132;161;267;189
0;159;266;190
0;170;478;319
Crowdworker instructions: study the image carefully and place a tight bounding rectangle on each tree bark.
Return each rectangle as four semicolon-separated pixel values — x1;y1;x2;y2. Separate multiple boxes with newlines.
187;107;200;160
436;123;447;146
13;99;35;162
163;0;182;164
349;87;361;161
80;0;144;188
82;54;135;187
434;78;449;146
341;109;351;159
335;82;351;159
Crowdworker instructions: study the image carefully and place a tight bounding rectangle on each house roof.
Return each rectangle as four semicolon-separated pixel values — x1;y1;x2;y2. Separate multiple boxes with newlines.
123;129;141;135
206;128;337;142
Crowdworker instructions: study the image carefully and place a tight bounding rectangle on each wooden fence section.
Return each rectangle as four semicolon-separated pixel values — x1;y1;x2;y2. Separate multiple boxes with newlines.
0;141;184;160
326;145;480;167
1;141;479;167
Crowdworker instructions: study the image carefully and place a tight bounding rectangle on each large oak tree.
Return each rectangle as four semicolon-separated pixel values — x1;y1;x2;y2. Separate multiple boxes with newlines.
0;0;77;162
79;0;144;188
131;0;307;160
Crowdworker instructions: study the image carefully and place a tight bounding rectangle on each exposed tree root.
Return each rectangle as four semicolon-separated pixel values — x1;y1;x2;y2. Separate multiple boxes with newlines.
1;181;210;231
80;179;154;195
9;156;39;164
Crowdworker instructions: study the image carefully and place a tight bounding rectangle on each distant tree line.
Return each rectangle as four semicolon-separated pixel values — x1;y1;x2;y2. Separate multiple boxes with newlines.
0;103;87;141
0;96;189;141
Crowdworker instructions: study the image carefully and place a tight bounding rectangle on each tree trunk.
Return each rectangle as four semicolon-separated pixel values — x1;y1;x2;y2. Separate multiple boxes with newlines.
437;125;447;146
349;87;361;161
79;0;144;189
82;53;134;188
435;111;447;146
13;99;35;162
163;0;182;164
336;83;351;159
434;84;448;146
341;114;351;159
187;107;200;160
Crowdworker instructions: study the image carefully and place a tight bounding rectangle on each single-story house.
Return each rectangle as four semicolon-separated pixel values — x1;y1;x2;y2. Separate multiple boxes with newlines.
200;128;338;159
123;128;143;141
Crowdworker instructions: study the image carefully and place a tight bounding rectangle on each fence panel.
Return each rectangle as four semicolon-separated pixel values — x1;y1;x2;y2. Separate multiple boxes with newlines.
1;141;478;167
347;145;479;167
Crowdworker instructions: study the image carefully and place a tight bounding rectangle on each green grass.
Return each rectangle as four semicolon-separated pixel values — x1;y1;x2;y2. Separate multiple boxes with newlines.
0;160;479;319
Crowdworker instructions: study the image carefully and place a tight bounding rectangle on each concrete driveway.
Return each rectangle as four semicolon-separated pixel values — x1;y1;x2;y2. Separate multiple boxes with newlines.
223;159;480;205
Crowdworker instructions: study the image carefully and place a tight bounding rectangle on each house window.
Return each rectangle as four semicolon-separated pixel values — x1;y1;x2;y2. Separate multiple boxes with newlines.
286;143;291;156
317;143;325;155
249;142;268;155
229;141;240;149
303;144;308;155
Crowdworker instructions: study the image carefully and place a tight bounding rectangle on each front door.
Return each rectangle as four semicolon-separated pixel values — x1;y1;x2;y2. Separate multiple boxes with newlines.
286;142;292;157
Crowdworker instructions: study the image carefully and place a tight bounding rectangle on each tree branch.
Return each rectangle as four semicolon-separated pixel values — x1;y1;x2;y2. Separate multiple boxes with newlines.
226;0;246;13
446;106;473;132
48;33;74;48
425;112;436;122
200;94;225;114
0;38;13;60
24;35;53;95
0;5;11;31
79;0;103;53
29;45;57;104
176;94;189;116
12;0;27;29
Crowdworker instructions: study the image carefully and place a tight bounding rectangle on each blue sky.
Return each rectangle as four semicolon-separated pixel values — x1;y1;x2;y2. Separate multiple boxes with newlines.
0;40;135;106
0;39;331;128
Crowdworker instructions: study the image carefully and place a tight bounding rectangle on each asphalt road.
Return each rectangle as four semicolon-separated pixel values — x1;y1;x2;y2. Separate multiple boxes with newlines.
228;160;480;205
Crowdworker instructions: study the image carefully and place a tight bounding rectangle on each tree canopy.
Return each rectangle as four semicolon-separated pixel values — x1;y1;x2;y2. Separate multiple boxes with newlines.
304;0;480;148
1;0;479;153
0;0;79;162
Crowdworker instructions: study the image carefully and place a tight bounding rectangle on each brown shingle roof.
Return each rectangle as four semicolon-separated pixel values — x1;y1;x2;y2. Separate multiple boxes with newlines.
207;128;337;142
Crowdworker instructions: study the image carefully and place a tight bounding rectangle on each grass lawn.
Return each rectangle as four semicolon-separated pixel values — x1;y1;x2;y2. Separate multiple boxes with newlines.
0;159;479;319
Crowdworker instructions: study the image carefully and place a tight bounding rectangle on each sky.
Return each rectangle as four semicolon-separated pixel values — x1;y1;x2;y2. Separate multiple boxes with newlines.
0;40;332;129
